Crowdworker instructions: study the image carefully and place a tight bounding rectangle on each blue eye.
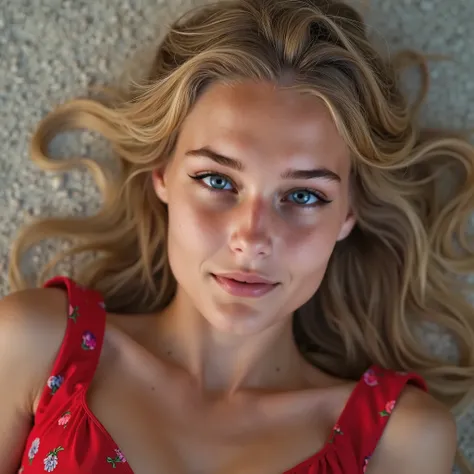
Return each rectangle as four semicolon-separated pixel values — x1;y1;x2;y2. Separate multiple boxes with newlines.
189;173;234;191
287;189;321;206
203;174;233;190
189;173;330;208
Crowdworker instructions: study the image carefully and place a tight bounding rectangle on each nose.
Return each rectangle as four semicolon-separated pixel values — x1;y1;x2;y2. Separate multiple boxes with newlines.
228;197;273;259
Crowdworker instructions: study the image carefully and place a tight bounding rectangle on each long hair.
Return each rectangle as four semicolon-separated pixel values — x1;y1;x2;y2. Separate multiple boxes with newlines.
8;0;474;468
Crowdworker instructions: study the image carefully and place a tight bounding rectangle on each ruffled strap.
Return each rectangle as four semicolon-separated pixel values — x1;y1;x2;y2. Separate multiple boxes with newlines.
335;365;427;472
35;276;106;422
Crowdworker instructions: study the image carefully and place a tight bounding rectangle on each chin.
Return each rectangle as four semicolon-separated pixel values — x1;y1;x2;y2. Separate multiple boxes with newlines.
204;300;280;335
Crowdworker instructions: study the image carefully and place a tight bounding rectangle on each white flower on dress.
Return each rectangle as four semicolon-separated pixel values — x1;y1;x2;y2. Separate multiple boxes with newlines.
47;375;64;394
43;446;64;472
43;455;58;472
28;437;40;464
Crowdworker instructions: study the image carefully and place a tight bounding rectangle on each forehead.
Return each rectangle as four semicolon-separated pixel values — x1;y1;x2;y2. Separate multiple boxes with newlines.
178;80;350;174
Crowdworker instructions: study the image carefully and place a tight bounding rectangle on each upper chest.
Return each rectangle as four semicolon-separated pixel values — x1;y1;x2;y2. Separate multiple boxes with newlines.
82;327;352;474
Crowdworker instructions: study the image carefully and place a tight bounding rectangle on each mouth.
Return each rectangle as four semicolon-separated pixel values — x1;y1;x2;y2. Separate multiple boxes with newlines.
211;272;280;298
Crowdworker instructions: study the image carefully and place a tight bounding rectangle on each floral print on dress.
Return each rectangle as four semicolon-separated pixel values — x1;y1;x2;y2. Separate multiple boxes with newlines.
379;399;396;417
106;448;127;468
68;304;79;323
98;300;106;310
328;423;344;443
28;438;40;464
58;411;71;428
47;375;64;395
363;454;372;473
43;446;64;472
18;467;24;474
81;331;97;351
363;368;379;387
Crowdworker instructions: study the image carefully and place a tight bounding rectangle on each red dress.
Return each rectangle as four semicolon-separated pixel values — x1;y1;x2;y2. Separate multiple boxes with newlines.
18;276;427;474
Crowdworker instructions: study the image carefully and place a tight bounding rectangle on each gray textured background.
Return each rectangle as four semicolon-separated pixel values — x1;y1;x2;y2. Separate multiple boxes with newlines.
0;0;473;468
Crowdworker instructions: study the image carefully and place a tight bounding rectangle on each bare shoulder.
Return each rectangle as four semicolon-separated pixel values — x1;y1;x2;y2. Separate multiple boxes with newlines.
366;385;457;474
0;287;70;412
0;287;69;352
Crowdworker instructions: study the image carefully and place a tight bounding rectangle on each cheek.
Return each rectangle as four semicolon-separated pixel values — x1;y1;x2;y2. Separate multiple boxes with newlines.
166;194;224;265
278;226;337;311
283;218;339;282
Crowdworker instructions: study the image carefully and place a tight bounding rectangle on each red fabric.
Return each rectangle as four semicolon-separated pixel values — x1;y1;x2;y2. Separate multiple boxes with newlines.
18;276;427;474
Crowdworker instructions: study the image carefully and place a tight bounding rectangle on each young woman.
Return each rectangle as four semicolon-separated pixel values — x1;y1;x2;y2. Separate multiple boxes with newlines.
1;0;473;473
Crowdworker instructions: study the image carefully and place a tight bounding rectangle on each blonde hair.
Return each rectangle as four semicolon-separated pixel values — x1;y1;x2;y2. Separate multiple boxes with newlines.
9;0;474;469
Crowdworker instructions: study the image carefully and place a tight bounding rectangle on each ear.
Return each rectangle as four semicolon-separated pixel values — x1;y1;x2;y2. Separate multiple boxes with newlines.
336;209;356;241
151;167;169;204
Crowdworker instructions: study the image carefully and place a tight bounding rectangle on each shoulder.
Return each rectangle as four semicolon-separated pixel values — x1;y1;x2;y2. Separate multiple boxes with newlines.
0;287;69;352
366;385;457;474
0;288;70;412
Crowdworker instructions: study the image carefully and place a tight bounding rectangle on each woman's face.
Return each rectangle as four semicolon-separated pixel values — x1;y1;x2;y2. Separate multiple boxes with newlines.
153;80;355;335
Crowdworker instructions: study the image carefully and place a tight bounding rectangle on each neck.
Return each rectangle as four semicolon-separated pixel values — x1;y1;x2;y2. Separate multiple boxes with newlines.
155;287;308;396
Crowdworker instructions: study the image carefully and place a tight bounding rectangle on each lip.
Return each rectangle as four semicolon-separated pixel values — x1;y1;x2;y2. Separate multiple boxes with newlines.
211;272;279;298
214;272;277;285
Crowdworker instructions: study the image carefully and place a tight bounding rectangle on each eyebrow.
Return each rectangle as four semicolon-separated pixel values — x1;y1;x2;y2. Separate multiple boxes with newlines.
185;146;341;182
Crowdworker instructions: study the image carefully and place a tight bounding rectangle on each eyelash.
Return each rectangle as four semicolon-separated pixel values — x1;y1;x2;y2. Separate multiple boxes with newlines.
188;172;332;207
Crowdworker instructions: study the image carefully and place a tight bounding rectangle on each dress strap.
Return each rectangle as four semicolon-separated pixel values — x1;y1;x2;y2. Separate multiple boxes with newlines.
35;276;106;422
335;365;427;472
